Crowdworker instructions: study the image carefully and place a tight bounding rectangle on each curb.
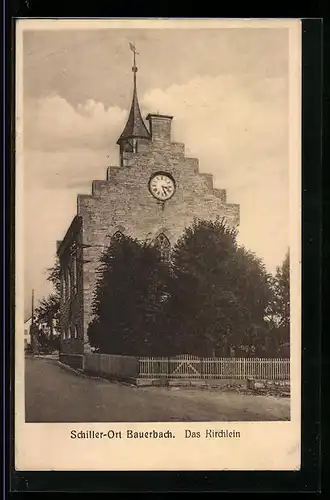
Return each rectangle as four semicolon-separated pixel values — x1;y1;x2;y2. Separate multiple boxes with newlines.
57;361;103;380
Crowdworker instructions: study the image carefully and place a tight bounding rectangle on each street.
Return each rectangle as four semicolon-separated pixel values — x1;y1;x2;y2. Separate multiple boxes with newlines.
25;357;290;422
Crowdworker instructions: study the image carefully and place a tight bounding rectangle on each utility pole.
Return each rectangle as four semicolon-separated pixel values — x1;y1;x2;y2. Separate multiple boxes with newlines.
31;289;35;325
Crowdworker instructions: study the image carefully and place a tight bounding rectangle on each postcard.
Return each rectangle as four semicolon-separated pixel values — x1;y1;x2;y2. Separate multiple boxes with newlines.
15;18;301;471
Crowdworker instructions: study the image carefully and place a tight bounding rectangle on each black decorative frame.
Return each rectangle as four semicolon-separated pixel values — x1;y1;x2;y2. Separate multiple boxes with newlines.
4;8;324;495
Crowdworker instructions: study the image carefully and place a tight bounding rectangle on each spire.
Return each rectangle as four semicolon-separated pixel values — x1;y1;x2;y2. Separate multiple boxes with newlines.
117;43;150;145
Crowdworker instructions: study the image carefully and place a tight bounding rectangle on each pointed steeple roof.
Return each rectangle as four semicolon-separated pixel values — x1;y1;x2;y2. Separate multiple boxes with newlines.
117;44;150;145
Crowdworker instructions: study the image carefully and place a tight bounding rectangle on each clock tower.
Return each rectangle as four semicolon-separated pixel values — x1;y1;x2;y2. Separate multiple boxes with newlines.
56;45;240;369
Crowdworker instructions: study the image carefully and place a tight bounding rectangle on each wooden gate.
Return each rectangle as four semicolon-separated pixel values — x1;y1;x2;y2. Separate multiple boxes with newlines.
169;355;202;378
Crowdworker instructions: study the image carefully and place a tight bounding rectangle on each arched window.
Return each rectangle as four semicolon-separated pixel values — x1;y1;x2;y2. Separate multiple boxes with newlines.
72;253;77;292
67;268;71;299
155;233;171;261
61;271;66;302
112;231;125;243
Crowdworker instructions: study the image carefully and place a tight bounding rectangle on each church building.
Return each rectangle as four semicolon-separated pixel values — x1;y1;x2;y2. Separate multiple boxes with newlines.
57;50;240;369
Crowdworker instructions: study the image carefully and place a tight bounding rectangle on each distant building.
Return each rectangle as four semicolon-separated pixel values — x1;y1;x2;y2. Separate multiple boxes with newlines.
24;317;32;349
57;55;240;369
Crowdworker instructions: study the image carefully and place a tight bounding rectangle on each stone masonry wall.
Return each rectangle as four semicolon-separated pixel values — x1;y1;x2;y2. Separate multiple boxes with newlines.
77;115;240;346
57;216;85;355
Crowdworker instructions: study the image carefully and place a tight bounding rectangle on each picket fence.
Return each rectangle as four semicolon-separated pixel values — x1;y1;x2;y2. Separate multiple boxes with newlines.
138;355;290;381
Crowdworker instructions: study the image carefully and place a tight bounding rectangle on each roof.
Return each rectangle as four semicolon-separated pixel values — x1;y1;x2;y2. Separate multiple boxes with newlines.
117;74;150;144
146;114;173;121
56;215;82;257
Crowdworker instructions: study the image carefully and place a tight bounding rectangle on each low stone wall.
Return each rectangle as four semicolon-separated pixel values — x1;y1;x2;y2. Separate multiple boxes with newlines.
247;378;290;393
59;353;84;370
84;353;139;381
135;378;290;395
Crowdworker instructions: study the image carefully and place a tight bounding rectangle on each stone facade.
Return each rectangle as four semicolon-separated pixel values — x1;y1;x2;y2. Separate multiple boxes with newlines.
57;109;240;365
57;216;85;366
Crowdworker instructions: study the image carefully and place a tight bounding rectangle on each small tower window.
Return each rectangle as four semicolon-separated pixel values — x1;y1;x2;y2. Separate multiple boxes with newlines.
155;233;171;261
132;138;137;153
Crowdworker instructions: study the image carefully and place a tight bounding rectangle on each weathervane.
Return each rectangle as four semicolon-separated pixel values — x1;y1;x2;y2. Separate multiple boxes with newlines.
129;41;139;82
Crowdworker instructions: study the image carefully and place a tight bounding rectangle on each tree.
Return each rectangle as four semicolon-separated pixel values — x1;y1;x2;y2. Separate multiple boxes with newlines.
35;293;60;328
272;251;290;329
87;235;171;356
163;218;273;356
34;259;61;349
229;246;275;356
46;259;61;295
266;251;290;356
34;324;61;353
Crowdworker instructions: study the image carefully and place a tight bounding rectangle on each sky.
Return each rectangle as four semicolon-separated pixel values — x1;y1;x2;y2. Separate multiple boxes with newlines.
21;22;291;320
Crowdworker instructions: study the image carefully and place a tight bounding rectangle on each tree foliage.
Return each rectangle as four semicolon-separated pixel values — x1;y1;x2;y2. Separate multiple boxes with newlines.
87;235;171;356
35;293;60;325
88;219;280;358
271;251;290;329
46;259;61;295
34;259;61;352
265;251;290;356
35;327;61;353
162;218;273;356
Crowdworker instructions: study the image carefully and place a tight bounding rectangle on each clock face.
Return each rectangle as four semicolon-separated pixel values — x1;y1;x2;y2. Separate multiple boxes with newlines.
149;172;176;201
